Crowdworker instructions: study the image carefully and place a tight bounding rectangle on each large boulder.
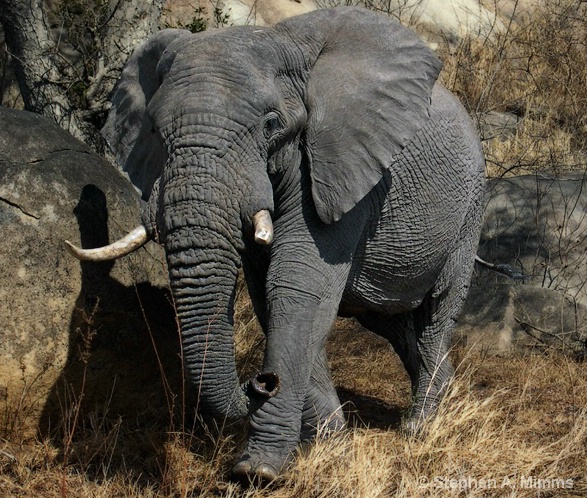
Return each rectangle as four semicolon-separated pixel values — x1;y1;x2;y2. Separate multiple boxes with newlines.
387;0;503;40
162;0;317;28
0;107;178;438
162;0;503;40
457;174;587;356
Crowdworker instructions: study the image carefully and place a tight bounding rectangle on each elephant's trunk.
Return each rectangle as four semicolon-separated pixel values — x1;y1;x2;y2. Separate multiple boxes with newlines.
166;225;278;420
168;244;245;419
145;127;277;418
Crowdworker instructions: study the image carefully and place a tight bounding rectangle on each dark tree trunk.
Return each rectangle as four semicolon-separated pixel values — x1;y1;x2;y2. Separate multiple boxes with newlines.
0;0;164;151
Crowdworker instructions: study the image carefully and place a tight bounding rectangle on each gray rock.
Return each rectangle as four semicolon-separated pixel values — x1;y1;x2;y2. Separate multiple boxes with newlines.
162;0;505;42
456;283;587;356
458;174;587;355
0;107;178;438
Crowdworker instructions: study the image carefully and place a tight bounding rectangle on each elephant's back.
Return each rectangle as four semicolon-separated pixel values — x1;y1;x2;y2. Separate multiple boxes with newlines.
429;82;485;170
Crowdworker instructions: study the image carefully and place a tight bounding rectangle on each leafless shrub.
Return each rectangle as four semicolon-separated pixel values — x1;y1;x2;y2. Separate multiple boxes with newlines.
315;0;424;24
0;0;164;150
440;0;587;177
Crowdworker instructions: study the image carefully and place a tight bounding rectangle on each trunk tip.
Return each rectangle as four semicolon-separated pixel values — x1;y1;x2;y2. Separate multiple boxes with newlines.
250;371;280;399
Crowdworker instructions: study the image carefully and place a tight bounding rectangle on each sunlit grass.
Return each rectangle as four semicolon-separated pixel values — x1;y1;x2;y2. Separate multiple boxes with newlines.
2;309;586;497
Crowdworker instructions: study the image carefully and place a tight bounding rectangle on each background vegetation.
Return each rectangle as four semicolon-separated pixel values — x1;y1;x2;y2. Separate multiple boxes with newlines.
441;0;587;177
1;1;587;496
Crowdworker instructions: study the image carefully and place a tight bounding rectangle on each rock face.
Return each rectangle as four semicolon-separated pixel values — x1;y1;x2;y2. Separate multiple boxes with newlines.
386;0;503;40
457;175;587;356
162;0;503;39
162;0;317;28
0;107;178;438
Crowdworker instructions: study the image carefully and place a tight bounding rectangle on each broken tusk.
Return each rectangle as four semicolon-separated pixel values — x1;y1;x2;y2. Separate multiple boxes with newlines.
252;210;274;245
64;225;150;261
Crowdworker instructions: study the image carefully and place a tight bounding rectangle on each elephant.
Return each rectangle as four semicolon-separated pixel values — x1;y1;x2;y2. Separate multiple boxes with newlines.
65;7;486;484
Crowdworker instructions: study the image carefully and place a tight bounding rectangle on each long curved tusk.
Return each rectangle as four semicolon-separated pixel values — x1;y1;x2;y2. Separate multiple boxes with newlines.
253;210;274;245
64;225;150;261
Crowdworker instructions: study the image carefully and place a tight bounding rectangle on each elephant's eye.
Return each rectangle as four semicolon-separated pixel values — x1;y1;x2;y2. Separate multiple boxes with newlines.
263;114;282;140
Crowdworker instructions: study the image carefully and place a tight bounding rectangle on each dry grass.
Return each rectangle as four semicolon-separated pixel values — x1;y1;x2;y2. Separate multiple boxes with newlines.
439;0;587;177
1;304;586;497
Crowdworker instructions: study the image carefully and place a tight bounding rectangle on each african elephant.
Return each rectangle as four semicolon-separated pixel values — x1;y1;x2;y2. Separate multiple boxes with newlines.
66;7;485;483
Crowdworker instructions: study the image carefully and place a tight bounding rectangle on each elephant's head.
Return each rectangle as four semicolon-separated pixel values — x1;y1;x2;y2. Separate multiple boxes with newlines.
66;8;441;420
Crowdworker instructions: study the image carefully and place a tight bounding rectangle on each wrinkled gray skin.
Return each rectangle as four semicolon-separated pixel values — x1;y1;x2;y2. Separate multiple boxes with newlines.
102;7;485;483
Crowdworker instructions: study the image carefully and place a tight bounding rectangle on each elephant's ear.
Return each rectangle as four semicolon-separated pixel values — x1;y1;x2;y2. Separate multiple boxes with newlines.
276;8;442;224
102;29;191;199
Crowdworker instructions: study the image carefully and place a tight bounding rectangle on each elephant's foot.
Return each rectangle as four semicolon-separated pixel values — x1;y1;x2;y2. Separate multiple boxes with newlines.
231;456;279;487
401;414;427;437
230;451;293;487
300;406;346;443
402;399;440;437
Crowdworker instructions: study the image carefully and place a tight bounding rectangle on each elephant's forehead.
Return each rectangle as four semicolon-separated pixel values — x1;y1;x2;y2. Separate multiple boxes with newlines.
170;27;279;79
149;34;288;123
159;30;284;114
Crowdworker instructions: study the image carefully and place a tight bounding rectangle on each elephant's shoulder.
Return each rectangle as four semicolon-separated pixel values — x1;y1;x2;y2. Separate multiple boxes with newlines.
430;83;474;130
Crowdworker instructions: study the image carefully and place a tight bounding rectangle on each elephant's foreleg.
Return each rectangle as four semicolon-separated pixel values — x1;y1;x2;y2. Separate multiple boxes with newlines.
232;294;323;484
233;273;350;483
300;348;345;443
232;195;362;484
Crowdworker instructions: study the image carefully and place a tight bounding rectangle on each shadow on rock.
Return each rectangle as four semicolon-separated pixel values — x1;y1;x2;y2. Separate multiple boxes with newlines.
462;174;587;356
39;185;182;484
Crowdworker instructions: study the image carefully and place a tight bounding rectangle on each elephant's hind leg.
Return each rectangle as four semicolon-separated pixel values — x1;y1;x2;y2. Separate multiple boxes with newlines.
357;311;419;390
357;249;477;431
358;298;454;432
300;348;346;442
406;228;480;431
404;289;456;431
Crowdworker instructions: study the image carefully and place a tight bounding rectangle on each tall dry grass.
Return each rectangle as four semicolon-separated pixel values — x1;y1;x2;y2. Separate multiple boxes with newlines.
2;321;586;497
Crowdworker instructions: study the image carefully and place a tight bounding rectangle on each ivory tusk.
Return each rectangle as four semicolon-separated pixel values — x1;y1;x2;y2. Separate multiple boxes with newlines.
253;210;274;245
64;225;150;261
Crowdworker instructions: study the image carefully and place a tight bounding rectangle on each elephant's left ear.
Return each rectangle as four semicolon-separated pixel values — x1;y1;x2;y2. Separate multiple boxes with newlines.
275;8;442;224
102;29;191;199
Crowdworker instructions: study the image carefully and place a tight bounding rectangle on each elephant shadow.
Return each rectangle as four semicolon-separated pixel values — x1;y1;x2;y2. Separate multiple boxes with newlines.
337;388;404;431
326;325;407;432
38;185;185;484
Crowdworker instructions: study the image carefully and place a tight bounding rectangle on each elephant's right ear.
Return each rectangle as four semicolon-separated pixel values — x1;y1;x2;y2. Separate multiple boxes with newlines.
102;29;191;199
